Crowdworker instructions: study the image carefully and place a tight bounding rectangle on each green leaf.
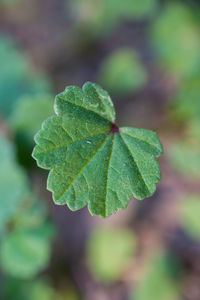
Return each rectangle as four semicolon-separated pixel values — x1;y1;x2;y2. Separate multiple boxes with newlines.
33;82;163;217
180;196;200;240
87;227;135;283
98;48;147;97
0;224;54;279
151;3;200;79
0;135;29;229
132;253;181;300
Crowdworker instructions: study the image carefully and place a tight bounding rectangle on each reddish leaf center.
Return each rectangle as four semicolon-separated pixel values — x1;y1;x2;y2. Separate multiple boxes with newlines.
110;123;120;134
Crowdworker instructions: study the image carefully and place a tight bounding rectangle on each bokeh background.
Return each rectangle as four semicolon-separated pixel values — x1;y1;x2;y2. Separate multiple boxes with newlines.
0;0;200;299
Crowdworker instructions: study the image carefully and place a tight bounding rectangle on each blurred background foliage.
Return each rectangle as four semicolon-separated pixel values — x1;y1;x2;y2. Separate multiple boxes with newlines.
0;0;200;299
98;48;148;97
0;36;51;116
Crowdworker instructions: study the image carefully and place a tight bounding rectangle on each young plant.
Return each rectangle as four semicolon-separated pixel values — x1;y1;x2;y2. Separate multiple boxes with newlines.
33;82;163;218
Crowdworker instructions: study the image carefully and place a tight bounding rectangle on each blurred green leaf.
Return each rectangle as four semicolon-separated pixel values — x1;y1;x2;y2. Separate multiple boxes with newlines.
0;135;55;280
180;196;200;240
132;253;180;300
151;2;200;79
87;227;136;283
9;94;54;167
99;48;147;97
0;135;29;230
13;197;49;231
168;141;200;179
11;95;54;146
3;279;55;300
117;0;158;19
70;0;158;34
0;134;16;166
20;281;55;300
186;119;200;141
3;278;80;300
0;223;54;279
172;77;200;122
0;36;51;117
32;82;163;217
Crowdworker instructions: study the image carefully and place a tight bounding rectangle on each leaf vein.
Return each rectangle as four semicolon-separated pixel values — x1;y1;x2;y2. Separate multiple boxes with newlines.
104;135;114;217
58;134;110;201
120;135;150;194
59;92;112;122
122;132;162;154
36;131;109;155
